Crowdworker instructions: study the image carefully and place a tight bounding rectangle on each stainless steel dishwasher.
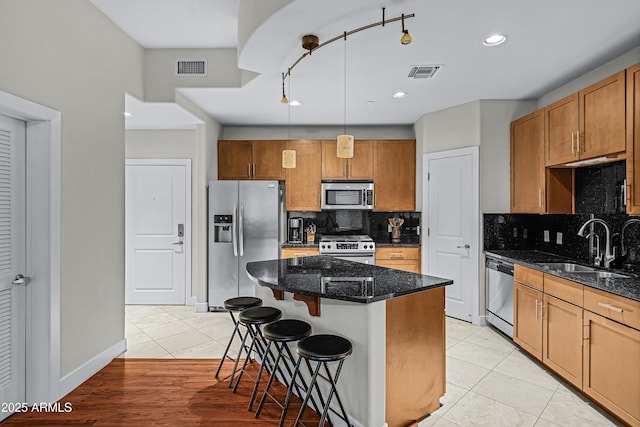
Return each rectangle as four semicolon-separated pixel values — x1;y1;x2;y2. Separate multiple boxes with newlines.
485;257;514;338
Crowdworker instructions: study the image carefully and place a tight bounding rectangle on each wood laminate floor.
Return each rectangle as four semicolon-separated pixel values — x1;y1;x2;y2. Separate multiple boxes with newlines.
1;358;323;427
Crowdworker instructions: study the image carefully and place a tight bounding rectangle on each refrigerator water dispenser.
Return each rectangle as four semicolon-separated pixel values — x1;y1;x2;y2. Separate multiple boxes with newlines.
213;215;233;243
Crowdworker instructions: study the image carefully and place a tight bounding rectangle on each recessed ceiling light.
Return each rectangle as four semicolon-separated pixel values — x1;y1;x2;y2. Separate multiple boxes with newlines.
289;100;303;107
483;34;506;46
392;91;408;99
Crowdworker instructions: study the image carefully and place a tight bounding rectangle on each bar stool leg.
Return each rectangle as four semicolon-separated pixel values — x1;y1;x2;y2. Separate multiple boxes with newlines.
232;325;258;391
280;343;323;417
278;356;303;427
215;311;245;379
247;339;272;411
293;360;323;426
318;360;350;427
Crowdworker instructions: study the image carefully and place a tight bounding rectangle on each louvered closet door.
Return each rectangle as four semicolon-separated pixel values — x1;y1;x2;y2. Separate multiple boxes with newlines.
0;114;26;419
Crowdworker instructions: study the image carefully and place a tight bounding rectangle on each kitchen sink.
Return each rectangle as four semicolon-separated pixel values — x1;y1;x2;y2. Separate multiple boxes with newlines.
571;271;632;279
540;262;597;272
540;262;633;279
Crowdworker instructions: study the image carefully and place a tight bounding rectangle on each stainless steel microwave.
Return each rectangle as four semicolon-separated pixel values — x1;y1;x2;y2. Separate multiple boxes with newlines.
321;182;374;210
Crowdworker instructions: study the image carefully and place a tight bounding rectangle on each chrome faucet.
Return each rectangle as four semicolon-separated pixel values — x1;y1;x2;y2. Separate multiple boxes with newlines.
621;218;640;257
577;218;615;268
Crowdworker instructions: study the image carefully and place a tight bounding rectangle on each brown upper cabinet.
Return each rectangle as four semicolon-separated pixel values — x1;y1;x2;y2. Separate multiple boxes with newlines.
285;140;322;211
627;63;640;215
321;139;373;180
373;140;416;211
218;140;286;180
545;71;626;166
511;110;546;213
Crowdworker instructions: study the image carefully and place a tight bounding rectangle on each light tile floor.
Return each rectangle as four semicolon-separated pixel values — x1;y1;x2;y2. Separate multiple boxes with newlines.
122;305;623;426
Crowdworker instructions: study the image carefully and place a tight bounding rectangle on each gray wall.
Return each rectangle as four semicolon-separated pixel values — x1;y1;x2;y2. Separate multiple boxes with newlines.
0;0;144;376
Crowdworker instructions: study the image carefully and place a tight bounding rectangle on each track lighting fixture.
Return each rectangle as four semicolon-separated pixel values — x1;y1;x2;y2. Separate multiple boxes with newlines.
278;8;415;104
400;14;412;45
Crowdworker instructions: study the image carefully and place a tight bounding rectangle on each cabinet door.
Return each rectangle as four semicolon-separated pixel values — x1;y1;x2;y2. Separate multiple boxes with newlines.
348;140;374;180
513;283;543;361
321;140;347;180
373;140;416;211
627;64;640;215
285;140;322;211
583;311;640;426
321;139;374;180
511;109;546;213
252;140;285;180
376;259;420;273
218;140;252;179
542;294;583;389
579;70;626;160
545;94;579;166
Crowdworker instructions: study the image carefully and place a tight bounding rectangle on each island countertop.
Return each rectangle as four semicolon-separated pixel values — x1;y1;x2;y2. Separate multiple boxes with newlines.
246;255;452;303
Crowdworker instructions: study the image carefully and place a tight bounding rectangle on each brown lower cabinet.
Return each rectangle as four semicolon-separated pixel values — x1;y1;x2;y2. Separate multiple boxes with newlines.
376;247;421;273
280;247;319;258
512;264;640;426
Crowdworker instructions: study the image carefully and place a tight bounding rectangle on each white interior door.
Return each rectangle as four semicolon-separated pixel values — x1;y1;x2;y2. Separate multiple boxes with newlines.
125;160;191;305
0;114;26;419
424;147;478;322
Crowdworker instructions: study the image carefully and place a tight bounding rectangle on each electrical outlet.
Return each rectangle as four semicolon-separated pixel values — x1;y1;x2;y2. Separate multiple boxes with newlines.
387;224;392;232
556;232;563;245
513;227;518;238
544;230;550;242
523;228;528;239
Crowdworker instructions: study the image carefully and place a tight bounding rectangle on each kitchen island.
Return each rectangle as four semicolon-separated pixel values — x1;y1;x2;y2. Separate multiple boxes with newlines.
246;255;453;427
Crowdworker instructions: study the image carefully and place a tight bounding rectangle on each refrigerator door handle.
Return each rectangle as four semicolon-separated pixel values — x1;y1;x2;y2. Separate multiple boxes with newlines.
239;205;245;256
232;205;238;257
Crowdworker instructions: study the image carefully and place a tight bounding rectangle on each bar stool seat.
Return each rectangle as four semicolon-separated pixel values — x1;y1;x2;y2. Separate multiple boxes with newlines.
224;296;262;311
254;319;320;423
297;334;352;361
215;296;263;385
285;334;353;427
232;306;283;410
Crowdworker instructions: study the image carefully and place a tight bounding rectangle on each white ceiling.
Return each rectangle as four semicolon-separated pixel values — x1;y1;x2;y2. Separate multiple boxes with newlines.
92;0;640;129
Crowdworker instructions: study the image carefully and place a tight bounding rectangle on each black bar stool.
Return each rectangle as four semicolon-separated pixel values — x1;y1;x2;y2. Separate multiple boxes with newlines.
254;319;321;422
215;296;262;387
283;334;353;427
232;306;282;410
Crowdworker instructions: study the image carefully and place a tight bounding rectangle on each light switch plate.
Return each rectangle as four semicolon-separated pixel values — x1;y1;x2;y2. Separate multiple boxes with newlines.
556;232;563;245
544;230;550;242
523;228;528;239
513;227;518;238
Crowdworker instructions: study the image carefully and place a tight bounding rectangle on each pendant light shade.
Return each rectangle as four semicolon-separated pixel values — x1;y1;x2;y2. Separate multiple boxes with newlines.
336;134;354;158
282;149;296;168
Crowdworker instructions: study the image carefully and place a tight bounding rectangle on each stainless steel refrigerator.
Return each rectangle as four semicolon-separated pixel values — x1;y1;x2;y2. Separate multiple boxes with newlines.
208;180;282;310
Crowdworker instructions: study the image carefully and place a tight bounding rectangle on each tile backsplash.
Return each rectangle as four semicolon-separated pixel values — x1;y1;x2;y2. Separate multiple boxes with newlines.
484;213;640;270
287;210;421;244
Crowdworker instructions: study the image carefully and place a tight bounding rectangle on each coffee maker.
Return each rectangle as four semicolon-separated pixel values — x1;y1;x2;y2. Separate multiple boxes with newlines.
288;217;304;243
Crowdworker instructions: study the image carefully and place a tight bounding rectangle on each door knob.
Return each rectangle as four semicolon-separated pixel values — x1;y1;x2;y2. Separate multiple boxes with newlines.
456;244;470;249
12;274;30;285
172;241;184;245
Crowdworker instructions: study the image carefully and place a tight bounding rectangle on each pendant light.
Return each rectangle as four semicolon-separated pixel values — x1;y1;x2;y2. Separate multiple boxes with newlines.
400;14;412;45
337;32;354;159
282;71;296;168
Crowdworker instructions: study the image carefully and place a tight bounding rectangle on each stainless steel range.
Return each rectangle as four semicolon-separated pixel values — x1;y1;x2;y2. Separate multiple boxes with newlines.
319;235;376;265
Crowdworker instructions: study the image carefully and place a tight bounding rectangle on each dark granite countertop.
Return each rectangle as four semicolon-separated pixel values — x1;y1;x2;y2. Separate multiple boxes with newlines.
485;250;640;302
281;242;319;248
246;255;452;303
375;243;421;248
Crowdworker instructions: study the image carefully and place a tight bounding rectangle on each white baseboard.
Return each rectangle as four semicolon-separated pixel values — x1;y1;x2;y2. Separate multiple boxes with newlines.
58;339;126;399
195;302;209;313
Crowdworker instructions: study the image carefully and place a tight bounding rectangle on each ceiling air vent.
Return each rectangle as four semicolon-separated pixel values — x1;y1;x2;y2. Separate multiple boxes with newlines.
175;59;208;77
407;65;440;79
